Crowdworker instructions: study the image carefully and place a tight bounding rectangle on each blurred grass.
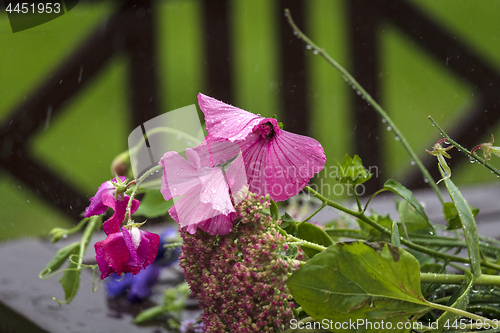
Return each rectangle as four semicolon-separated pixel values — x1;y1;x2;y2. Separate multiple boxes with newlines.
1;0;500;240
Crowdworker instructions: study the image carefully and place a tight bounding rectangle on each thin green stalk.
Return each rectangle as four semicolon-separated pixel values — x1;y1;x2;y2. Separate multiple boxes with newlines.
276;226;327;252
300;202;326;224
420;273;500;287
305;186;500;271
428;116;500;177
285;9;444;204
125;164;164;221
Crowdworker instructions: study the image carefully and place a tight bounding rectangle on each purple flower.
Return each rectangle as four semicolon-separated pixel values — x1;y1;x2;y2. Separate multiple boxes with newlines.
94;227;159;279
105;264;161;302
159;141;247;235
198;93;326;201
84;176;140;235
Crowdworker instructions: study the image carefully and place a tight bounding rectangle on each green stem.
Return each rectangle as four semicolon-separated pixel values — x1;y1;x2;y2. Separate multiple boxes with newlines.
300;202;326;224
125;164;164;222
305;186;500;271
428;116;500;177
427;301;498;327
285;9;444;204
276;226;327;252
421;273;500;287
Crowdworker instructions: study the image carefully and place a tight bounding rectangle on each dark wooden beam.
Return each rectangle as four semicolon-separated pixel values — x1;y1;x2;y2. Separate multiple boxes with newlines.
347;0;383;192
203;0;233;103
278;0;309;136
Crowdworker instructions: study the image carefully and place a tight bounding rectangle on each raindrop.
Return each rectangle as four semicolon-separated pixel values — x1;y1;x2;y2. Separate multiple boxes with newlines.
411;160;416;166
469;157;475;163
356;91;361;95
386;126;392;131
293;31;298;36
176;135;182;140
424;178;429;183
381;119;387;123
78;67;83;83
306;45;312;50
26;200;30;203
395;136;400;141
313;50;318;55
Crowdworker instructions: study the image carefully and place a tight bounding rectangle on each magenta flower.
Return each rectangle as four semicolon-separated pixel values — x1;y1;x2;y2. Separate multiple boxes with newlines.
84;176;140;235
198;93;326;201
94;227;159;279
159;141;247;235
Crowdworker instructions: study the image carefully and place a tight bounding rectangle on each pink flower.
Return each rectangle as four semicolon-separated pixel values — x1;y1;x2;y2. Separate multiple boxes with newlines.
94;227;159;279
198;93;326;201
159;141;247;235
84;176;140;235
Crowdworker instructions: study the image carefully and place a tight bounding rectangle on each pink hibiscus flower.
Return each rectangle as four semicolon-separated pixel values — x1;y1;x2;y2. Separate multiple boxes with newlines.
159;141;247;235
198;93;326;201
95;227;159;279
84;176;140;235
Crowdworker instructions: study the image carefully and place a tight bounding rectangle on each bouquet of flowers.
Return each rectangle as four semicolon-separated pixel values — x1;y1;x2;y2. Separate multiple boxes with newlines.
40;10;500;333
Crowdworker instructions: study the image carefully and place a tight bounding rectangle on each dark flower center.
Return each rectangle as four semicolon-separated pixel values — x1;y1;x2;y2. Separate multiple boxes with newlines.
258;122;276;140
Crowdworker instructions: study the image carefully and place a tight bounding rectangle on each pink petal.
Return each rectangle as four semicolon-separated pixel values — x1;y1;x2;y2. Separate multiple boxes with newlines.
265;130;326;201
196;213;236;235
239;133;268;197
122;227;140;267
170;182;235;228
141;231;160;268
94;241;113;279
159;151;200;201
101;232;132;276
199;167;234;216
198;93;263;142
101;195;140;235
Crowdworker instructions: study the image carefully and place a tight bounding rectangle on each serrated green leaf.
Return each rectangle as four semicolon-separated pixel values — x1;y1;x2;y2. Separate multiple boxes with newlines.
441;166;481;277
384;180;434;234
58;261;81;304
287;241;429;333
134;189;173;218
39;242;80;278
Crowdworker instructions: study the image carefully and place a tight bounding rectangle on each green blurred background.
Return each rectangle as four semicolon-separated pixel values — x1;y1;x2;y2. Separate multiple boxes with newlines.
1;0;500;241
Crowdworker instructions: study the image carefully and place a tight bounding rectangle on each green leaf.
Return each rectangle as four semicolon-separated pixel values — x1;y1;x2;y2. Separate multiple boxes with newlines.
383;180;434;234
287;241;429;333
441;167;482;277
435;271;473;332
134;189;173;218
39;242;80;278
134;305;166;324
334;154;372;185
391;221;400;247
396;200;433;235
443;202;479;230
58;261;81;304
295;222;333;258
325;229;367;240
270;199;279;221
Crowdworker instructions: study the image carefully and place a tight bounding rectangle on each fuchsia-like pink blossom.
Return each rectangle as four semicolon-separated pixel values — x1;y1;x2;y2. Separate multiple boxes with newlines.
198;93;326;201
94;227;159;279
84;176;140;235
159;141;247;235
